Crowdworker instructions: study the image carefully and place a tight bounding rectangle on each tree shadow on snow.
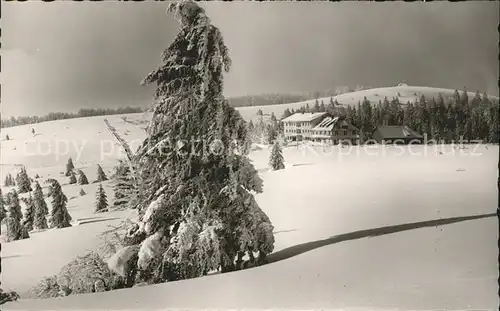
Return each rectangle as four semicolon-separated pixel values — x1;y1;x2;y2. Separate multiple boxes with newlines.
1;254;23;260
292;163;314;167
274;229;298;234
76;216;104;222
78;217;121;225
266;213;496;264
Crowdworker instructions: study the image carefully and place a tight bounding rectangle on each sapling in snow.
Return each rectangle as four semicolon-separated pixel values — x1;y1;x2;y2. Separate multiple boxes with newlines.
95;184;109;213
269;141;285;171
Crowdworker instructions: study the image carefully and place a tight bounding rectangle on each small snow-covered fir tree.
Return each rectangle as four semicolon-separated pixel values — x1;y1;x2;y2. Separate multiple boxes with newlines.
65;158;75;177
68;170;77;184
47;179;72;228
4;173;15;187
77;169;89;185
17;167;32;194
33;181;48;230
0;289;20;305
6;189;23;222
2;213;23;242
266;123;278;144
95;165;108;182
2;190;29;242
79;188;86;196
95;184;108;213
120;0;275;284
269;141;285;171
0;189;6;223
21;193;35;232
112;160;136;208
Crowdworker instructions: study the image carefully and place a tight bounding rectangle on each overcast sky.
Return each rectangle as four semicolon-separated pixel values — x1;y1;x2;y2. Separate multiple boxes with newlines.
1;1;498;117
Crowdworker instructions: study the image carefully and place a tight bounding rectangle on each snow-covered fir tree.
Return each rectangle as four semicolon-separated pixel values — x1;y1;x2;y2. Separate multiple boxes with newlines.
95;184;108;213
68;170;77;184
2;212;24;242
6;190;23;222
5;134;10;140
95;164;108;182
120;0;274;284
21;193;35;232
4;174;12;187
77;169;89;185
269;140;285;171
0;289;20;305
79;188;86;196
270;112;277;123
33;181;49;230
16;167;32;194
65;158;75;177
47;179;72;229
5;173;16;187
0;189;6;223
2;190;29;241
266;123;278;144
112;160;136;208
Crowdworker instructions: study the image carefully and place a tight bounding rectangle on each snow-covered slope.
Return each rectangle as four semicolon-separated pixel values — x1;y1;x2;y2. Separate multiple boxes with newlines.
1;113;498;310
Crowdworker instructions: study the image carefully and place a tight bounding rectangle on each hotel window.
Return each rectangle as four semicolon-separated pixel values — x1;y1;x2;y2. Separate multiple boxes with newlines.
334;131;339;136
343;130;347;135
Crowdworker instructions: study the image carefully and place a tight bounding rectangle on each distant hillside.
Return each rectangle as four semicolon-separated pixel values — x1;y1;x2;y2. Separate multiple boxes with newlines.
227;94;309;108
236;85;499;121
2;85;497;128
1;107;144;129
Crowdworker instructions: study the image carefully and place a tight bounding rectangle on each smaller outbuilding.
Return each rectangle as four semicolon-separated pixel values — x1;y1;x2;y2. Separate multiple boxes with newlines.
372;126;423;144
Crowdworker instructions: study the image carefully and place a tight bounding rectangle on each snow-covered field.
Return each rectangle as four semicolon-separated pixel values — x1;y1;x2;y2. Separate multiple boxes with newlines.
1;113;498;310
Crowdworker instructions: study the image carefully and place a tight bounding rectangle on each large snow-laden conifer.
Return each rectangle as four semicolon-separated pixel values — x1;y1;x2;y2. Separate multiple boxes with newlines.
47;179;72;229
269;141;285;171
33;181;49;230
125;0;274;284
